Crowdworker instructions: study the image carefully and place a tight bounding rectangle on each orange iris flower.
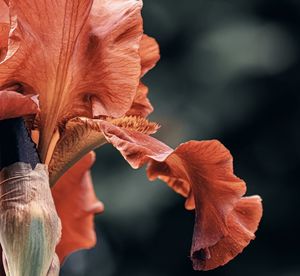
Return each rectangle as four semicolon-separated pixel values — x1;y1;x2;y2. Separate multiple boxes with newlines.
0;0;262;271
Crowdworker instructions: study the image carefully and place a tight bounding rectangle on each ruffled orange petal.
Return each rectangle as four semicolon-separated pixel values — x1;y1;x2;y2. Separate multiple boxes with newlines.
48;116;159;187
51;151;104;263
0;0;94;159
97;120;262;270
191;196;262;270
0;90;39;120
0;0;143;161
148;141;262;270
98;119;172;167
87;0;143;119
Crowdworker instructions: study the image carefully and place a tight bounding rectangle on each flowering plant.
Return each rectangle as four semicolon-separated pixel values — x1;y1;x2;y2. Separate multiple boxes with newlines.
0;0;262;274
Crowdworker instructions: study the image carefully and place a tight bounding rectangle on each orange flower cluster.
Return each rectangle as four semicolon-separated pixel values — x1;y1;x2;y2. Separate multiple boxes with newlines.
0;0;262;271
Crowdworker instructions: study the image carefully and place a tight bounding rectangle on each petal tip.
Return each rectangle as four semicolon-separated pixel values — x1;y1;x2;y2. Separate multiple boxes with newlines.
191;195;263;271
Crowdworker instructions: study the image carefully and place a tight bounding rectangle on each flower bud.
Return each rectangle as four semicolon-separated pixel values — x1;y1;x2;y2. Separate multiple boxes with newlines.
0;162;61;276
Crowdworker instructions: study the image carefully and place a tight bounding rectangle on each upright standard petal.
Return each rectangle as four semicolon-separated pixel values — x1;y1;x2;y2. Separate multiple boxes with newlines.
0;0;143;161
0;0;93;160
87;0;143;119
96;121;262;270
51;152;104;263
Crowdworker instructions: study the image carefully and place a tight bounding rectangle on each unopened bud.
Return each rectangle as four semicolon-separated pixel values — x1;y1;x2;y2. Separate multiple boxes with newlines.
0;162;61;276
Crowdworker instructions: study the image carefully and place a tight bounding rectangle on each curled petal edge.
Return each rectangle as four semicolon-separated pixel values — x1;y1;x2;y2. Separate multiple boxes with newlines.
98;121;263;270
48;118;262;269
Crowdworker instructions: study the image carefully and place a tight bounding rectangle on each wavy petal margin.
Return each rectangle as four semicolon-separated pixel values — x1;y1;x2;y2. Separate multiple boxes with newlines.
51;152;104;263
97;120;262;270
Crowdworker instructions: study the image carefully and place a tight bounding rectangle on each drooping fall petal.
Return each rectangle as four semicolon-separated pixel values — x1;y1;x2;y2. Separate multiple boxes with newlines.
51;151;104;263
98;119;172;166
190;196;262;270
93;120;262;270
0;90;39;120
48;116;159;186
147;141;262;270
0;0;143;161
48;118;106;185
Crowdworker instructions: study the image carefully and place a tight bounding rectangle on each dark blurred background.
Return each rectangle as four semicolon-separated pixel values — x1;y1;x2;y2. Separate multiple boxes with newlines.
61;0;300;275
